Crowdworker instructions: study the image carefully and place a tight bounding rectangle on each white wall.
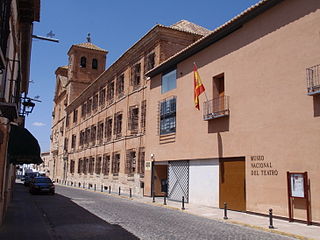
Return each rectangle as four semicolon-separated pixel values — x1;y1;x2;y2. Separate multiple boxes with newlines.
189;159;219;207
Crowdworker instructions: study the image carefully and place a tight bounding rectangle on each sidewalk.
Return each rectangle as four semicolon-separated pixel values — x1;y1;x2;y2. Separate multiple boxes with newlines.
67;184;320;240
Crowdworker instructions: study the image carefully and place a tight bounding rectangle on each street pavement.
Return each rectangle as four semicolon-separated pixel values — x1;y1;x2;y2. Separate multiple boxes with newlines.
0;183;317;240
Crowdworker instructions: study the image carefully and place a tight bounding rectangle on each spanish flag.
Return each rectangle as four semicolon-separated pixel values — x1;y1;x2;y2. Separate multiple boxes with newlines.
194;63;205;110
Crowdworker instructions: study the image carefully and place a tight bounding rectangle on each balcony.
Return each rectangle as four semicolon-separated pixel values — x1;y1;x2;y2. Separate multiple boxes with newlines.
203;96;229;121
306;64;320;95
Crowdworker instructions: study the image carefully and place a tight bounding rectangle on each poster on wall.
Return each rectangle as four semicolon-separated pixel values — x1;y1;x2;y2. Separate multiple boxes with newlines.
290;173;305;198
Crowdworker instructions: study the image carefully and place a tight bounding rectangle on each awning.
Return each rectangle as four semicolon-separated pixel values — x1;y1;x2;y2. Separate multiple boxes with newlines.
8;124;43;164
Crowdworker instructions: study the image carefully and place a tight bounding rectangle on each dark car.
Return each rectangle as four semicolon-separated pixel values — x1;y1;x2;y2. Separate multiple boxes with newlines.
23;172;40;186
29;177;55;195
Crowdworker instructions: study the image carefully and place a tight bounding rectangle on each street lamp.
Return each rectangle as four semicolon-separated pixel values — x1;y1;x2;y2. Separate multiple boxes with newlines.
22;98;35;116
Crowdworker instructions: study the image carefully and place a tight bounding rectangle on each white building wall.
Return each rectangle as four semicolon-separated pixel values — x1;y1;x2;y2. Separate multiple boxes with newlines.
189;159;219;207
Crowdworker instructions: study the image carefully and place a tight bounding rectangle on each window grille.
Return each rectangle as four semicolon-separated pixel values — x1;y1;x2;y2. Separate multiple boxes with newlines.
97;121;104;145
87;98;92;116
128;106;139;135
73;109;78;123
71;134;76;149
85;128;91;147
89;157;95;175
83;158;89;175
116;74;125;98
95;156;102;174
112;153;120;174
81;103;87;118
107;80;114;105
99;88;106;107
126;149;136;175
138;147;145;174
91;125;96;146
105;117;113;142
70;160;75;173
131;63;141;90
141;100;146;133
102;154;110;175
114;112;122;139
92;94;98;112
78;158;83;174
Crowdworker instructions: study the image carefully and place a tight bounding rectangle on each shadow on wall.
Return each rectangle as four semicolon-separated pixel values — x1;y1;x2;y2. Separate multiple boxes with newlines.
313;95;320;117
208;117;229;134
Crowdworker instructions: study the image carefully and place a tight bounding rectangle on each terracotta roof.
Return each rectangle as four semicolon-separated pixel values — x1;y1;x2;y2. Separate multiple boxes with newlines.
73;42;107;53
59;65;68;69
170;20;211;36
146;0;283;78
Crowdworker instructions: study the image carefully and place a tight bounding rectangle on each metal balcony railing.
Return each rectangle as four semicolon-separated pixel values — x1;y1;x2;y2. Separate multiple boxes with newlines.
203;96;229;121
306;64;320;95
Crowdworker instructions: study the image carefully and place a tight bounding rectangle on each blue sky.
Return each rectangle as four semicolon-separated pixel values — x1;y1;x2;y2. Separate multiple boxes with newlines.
26;0;260;152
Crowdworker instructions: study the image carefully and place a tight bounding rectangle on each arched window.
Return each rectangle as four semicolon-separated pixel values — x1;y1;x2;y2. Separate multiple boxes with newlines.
80;56;87;68
92;58;98;69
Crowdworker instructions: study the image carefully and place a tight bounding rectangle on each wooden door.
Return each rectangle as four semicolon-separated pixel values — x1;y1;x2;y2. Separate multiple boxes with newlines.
219;157;246;211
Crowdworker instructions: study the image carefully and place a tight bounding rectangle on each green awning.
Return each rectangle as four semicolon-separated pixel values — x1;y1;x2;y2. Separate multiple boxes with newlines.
8;124;43;164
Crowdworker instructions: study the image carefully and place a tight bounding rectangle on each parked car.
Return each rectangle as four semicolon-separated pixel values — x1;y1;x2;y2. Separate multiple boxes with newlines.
29;177;55;195
23;172;39;186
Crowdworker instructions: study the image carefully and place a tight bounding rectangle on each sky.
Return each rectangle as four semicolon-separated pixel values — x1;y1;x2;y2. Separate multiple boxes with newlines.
26;0;260;152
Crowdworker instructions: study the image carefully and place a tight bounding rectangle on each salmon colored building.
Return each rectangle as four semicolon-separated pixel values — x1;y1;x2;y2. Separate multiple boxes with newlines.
145;0;320;224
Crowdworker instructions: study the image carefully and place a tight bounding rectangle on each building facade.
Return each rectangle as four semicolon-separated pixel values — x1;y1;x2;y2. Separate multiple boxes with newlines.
145;0;320;224
0;0;41;225
51;21;209;194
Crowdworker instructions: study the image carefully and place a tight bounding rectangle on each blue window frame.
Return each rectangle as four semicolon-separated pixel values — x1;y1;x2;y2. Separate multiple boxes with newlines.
161;69;176;93
160;97;176;135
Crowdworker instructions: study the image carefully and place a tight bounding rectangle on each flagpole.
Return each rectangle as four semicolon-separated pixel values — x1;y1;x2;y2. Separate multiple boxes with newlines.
193;62;209;102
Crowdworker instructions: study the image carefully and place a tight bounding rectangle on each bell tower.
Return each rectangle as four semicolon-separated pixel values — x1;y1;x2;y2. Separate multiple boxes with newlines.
66;34;108;103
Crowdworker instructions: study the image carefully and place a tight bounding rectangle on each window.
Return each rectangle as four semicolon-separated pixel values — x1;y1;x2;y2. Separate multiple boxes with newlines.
126;149;136;175
92;94;98;112
131;63;141;90
85;128;91;146
66;114;70;128
145;52;155;72
138;147;145;175
89;157;95;175
114;112;122;139
116;74;125;98
112;153;120;175
141;100;146;133
87;98;92;116
78;158;83;174
99;88;106;107
92;58;98;69
84;158;89;174
91;125;96;146
63;138;68;151
95;156;102;174
160;97;176;135
128;106;139;135
73;109;78;123
70;160;75;174
80;56;87;68
102;154;110;175
105;117;113;142
106;80;114;105
97;121;104;145
81;103;87;118
161;69;176;93
79;130;85;147
71;134;76;149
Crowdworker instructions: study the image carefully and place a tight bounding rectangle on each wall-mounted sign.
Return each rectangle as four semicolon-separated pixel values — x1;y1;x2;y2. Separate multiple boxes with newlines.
145;161;151;171
290;173;305;198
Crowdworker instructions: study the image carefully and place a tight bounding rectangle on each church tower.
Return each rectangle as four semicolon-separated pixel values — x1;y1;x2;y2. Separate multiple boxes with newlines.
66;34;108;104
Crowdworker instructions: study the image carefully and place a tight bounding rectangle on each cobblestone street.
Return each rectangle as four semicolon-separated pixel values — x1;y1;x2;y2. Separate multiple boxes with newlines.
56;185;295;240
